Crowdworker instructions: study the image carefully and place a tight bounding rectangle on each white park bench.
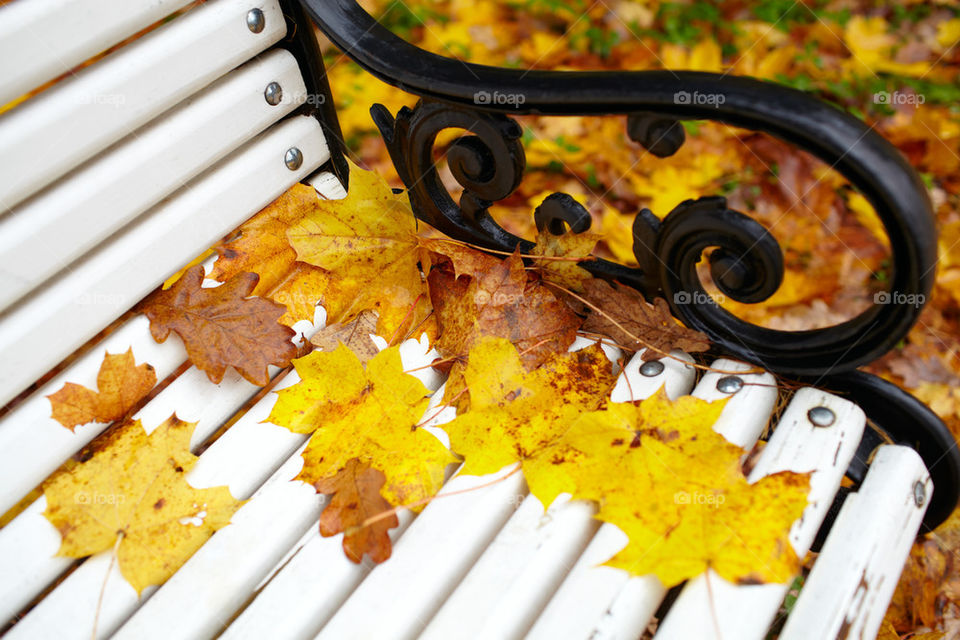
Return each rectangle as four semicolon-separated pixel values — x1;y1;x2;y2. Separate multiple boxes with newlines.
0;1;953;639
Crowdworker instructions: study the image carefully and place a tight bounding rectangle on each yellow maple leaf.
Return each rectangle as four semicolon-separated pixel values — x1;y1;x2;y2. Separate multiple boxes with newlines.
268;345;457;509
444;338;617;476
42;416;241;594
286;162;431;339
844;16;930;77
529;227;600;291
525;392;810;587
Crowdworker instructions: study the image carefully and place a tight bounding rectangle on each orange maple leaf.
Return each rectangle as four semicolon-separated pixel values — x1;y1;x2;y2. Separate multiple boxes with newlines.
47;349;157;431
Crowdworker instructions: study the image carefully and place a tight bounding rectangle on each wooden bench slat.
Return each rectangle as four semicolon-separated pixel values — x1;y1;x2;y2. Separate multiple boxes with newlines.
0;114;329;407
526;359;778;640
419;349;690;639
0;0;194;106
780;445;931;640
0;49;307;312
0;0;286;210
653;387;866;640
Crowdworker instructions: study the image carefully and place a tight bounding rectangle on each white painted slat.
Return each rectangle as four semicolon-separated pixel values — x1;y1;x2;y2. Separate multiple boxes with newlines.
527;358;778;640
0;0;286;210
0;0;193;106
104;336;444;640
418;349;692;639
220;512;416;640
0;114;329;407
0;49;306;311
654;387;866;640
314;465;526;640
780;445;931;640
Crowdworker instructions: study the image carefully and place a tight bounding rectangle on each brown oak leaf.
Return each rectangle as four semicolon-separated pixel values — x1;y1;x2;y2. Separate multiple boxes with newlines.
580;279;710;359
47;349;157;431
140;265;296;385
312;458;399;563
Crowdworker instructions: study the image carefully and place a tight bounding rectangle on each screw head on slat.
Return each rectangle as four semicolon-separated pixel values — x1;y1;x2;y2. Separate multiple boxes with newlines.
913;481;926;507
284;147;303;171
264;82;283;106
246;8;265;33
639;361;665;377
716;375;743;394
807;406;835;427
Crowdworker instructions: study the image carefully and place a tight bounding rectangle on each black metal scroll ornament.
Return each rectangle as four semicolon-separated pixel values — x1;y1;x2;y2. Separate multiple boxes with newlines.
299;0;958;528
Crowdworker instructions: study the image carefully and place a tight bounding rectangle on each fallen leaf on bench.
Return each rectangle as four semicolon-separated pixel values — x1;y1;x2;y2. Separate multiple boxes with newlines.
524;391;810;587
314;458;399;563
310;309;380;364
41;416;242;595
444;337;616;476
528;228;600;291
47;349;156;431
580;279;710;359
139;265;297;386
428;248;582;375
286;162;431;340
268;345;457;562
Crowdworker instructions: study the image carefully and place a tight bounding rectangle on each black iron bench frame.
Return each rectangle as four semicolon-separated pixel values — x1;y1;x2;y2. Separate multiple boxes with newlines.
276;0;959;530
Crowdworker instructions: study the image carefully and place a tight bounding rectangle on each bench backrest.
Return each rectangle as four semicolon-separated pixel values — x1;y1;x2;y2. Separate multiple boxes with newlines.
0;0;337;407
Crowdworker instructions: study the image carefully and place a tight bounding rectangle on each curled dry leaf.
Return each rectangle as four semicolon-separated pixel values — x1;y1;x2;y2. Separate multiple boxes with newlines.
47;348;156;431
139;265;296;386
309;309;380;364
528;228;601;291
428;248;582;372
42;416;241;594
580;279;710;359
313;458;399;563
524;391;810;587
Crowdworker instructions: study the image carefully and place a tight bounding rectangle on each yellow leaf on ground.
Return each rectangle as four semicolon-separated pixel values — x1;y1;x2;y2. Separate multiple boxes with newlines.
42;416;241;594
525;391;810;587
47;349;157;431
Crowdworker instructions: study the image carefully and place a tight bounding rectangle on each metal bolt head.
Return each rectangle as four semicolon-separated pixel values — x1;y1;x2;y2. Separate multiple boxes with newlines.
807;406;835;427
913;481;926;508
639;361;665;377
264;82;282;106
246;8;265;33
284;147;303;171
716;375;743;394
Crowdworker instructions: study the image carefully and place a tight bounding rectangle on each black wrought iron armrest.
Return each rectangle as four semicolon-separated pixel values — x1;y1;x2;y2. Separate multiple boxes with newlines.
295;0;958;529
